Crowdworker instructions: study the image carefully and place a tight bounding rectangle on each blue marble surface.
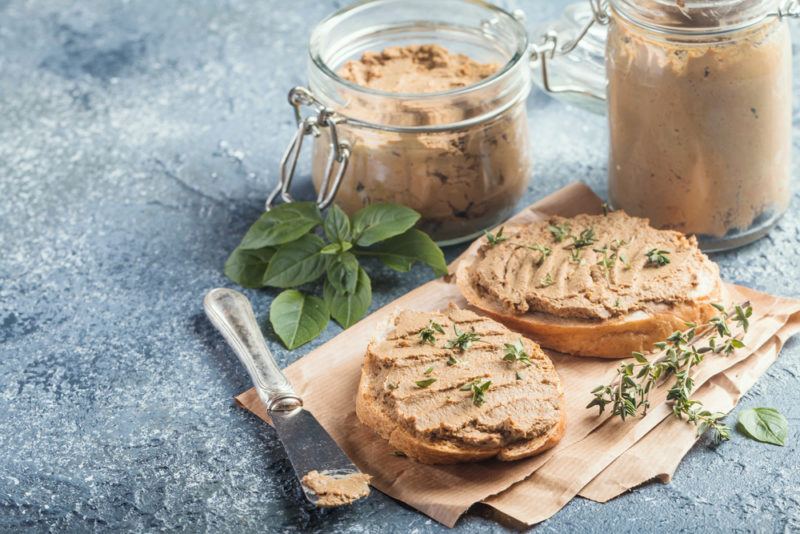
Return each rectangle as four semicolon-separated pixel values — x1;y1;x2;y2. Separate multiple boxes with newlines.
1;0;799;531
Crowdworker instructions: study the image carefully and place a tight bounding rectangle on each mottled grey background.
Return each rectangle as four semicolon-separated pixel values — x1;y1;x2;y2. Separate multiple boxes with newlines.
1;0;799;532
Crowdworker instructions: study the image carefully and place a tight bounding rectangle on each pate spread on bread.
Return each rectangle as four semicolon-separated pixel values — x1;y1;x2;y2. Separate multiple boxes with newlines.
456;211;725;358
356;305;565;464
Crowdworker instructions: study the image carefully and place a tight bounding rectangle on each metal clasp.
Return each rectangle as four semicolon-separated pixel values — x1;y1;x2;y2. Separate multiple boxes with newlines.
530;0;609;100
265;86;351;211
772;0;800;18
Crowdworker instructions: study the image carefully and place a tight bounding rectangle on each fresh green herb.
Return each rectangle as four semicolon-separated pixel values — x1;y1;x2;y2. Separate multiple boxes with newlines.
424;366;434;375
471;380;492;407
459;381;476;391
515;371;523;381
569;248;583;264
527;244;552;265
568;227;597;249
446;325;482;352
447;354;460;366
415;378;437;389
594;245;618;280
541;273;554;287
737;407;787;446
268;290;330;350
485;226;508;246
610;238;627;251
419;320;445;345
645;248;671;267
226;202;446;348
587;302;753;444
503;339;532;366
224;246;275;288
548;222;571;243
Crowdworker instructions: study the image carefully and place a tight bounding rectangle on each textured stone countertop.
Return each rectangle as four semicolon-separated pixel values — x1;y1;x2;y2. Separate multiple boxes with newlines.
2;0;799;532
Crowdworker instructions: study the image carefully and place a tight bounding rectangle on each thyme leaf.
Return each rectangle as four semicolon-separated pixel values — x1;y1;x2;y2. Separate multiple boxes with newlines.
548;222;572;243
503;339;532;366
645;248;671;267
527;243;552;265
471;380;492;407
419;320;445;345
485;226;508;246
415;378;437;389
446;325;482;352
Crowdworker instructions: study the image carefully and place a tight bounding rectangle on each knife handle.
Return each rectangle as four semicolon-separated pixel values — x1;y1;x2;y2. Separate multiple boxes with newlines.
204;288;302;413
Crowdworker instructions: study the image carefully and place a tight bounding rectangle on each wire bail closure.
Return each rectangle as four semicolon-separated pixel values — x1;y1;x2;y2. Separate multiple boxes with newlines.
529;0;609;99
265;86;351;211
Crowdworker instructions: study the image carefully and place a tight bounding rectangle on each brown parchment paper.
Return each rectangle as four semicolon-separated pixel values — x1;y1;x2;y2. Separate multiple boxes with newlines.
234;183;800;528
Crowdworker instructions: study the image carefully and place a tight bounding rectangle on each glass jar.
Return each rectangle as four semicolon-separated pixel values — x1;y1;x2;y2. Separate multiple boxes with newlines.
533;0;796;251
272;0;532;245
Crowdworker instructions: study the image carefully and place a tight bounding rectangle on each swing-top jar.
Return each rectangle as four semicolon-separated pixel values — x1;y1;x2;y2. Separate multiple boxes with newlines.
534;0;796;251
272;0;533;245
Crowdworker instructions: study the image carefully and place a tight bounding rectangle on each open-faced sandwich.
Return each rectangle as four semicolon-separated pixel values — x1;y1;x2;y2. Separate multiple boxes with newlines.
356;305;565;464
456;210;725;358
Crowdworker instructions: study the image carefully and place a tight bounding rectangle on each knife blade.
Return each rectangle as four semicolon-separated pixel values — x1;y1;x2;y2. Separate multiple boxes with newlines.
203;288;367;507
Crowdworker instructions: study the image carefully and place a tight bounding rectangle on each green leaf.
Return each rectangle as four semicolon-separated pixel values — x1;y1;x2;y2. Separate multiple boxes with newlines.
359;229;447;276
323;267;372;328
239;202;322;249
263;234;329;288
269;289;330;349
351;203;420;246
326;251;359;294
324;204;351;243
223;246;274;288
737;407;788;446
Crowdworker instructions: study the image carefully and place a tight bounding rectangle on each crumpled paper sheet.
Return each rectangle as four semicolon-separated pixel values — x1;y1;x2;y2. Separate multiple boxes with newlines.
234;183;800;527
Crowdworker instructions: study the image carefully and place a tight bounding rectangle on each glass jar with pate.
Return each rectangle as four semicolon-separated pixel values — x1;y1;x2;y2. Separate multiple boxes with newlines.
531;0;797;251
268;0;533;245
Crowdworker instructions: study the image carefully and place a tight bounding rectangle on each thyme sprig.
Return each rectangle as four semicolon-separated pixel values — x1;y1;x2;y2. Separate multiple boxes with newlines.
503;339;532;366
645;248;671;267
527;244;552;265
419;320;445;345
567;227;597;249
446;325;482;352
587;302;753;443
460;380;492;407
485;226;508;246
548;223;571;243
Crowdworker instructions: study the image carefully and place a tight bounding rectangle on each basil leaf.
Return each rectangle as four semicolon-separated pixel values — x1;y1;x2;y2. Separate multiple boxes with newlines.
351;203;420;246
737;407;788;446
361;229;447;276
324;204;351;243
239;202;322;249
269;289;329;349
223;246;274;288
326;251;359;294
263;234;328;288
323;267;372;328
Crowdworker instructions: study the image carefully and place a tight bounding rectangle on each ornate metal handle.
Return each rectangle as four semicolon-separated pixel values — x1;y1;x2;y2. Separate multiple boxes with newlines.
265;86;350;212
203;288;302;413
530;0;609;101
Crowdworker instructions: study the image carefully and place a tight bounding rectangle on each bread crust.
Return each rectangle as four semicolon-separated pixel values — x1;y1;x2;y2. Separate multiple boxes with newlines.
456;251;726;358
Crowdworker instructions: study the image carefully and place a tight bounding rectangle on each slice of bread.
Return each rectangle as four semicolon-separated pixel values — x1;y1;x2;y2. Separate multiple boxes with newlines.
456;211;725;358
356;305;565;464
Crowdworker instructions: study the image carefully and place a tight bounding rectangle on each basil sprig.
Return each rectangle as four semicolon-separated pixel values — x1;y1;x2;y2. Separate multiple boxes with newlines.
225;201;447;349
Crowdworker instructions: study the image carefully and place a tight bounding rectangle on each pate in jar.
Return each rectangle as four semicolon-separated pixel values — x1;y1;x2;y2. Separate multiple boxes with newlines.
607;0;792;251
532;0;796;251
276;0;533;245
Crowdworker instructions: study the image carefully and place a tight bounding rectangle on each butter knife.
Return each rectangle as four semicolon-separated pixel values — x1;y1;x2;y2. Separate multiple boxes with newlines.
203;287;367;506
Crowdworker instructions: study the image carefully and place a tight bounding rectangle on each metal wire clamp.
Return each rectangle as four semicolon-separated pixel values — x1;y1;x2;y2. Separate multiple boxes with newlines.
265;86;350;211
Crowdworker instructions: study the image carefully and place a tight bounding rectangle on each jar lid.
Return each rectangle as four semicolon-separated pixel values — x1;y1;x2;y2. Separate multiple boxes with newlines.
612;0;780;35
